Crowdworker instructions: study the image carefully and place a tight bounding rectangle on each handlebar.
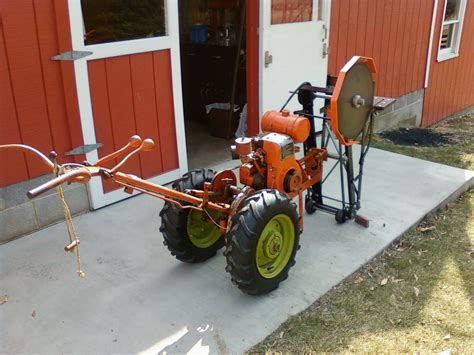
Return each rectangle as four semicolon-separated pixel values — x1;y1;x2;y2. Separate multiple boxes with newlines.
1;135;156;199
27;169;92;199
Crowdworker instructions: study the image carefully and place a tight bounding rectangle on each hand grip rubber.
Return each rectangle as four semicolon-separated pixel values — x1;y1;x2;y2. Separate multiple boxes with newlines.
27;170;87;199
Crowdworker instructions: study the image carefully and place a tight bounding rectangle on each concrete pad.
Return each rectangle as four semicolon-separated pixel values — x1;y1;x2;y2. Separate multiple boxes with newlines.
0;149;472;354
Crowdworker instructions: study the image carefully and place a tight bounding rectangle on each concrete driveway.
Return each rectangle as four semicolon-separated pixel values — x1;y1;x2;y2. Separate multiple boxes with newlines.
1;148;472;354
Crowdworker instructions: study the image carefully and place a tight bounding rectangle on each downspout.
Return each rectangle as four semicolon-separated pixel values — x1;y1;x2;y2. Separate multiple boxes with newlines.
424;0;439;88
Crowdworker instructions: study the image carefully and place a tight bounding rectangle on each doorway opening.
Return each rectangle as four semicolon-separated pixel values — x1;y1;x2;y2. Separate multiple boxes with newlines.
178;1;249;170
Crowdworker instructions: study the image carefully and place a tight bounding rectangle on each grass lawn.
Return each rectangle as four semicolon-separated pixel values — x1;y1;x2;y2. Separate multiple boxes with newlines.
252;113;473;353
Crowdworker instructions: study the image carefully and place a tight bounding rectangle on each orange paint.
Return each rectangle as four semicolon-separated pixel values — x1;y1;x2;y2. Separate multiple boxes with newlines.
329;56;377;146
261;111;310;143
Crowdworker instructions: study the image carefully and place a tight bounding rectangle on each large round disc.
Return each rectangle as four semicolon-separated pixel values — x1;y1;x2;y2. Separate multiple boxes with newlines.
330;56;376;145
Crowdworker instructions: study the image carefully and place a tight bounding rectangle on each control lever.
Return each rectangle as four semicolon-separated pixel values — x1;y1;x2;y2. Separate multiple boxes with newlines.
110;138;155;173
93;135;142;167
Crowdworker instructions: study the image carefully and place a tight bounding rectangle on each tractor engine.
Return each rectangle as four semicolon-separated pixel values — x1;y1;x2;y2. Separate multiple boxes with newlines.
234;110;322;197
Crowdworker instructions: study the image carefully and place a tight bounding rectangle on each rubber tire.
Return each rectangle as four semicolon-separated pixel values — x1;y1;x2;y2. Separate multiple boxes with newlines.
305;195;317;215
224;190;300;295
159;169;225;263
335;209;347;224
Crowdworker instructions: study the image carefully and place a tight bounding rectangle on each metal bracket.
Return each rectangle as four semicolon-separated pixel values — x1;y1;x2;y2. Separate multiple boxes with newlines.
51;50;93;61
322;43;329;59
65;143;103;156
264;50;273;68
322;24;328;40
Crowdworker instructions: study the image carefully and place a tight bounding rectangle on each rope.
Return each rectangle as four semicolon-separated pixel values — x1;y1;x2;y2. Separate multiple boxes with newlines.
53;164;85;277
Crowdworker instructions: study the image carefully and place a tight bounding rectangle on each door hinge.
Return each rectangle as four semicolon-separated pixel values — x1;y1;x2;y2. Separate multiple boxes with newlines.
264;50;273;68
65;143;103;156
51;50;93;61
322;43;330;59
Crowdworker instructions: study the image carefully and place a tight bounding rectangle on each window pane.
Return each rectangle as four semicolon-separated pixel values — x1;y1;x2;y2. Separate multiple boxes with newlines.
440;24;454;49
81;0;166;45
271;0;312;25
444;0;460;21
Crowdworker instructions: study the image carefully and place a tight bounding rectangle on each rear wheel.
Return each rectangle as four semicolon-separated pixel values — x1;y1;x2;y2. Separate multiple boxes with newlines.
224;190;300;295
159;169;225;263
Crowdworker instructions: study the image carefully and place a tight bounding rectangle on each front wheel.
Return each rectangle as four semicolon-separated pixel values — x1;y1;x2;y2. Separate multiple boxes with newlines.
224;190;300;295
159;169;225;263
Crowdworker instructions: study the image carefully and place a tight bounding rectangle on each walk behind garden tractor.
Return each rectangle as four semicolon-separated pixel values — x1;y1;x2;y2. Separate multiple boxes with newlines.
0;56;394;295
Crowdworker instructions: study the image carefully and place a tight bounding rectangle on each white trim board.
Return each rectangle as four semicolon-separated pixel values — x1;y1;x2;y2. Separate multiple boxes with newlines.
66;0;188;209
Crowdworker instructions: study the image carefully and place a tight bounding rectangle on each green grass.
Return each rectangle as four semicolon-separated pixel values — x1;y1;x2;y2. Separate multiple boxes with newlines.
251;113;474;353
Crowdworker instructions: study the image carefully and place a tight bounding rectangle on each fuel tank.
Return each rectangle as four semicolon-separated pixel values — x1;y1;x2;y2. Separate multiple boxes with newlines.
261;110;310;143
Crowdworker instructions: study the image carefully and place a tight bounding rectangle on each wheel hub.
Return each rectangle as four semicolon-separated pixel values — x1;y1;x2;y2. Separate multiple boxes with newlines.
255;214;296;279
264;231;282;258
187;209;222;248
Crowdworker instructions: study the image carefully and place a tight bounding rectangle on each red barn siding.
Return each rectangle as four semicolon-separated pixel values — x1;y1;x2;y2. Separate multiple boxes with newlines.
329;0;434;98
423;0;474;127
0;0;82;187
88;51;179;193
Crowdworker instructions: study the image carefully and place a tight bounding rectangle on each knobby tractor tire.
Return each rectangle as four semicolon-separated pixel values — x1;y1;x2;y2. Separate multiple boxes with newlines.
224;189;300;295
159;169;225;263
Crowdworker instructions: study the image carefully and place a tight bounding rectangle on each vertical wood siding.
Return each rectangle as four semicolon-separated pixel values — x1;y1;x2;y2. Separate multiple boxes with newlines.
329;0;434;98
88;50;179;193
423;0;474;126
0;0;82;187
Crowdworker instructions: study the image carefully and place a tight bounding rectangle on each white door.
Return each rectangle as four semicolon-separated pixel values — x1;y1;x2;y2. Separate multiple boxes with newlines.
259;0;330;117
66;0;187;209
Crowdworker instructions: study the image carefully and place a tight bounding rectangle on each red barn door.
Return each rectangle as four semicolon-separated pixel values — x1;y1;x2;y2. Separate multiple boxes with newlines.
60;0;187;208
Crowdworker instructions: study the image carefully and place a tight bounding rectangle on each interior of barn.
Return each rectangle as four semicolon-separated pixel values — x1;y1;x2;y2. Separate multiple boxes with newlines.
178;0;247;169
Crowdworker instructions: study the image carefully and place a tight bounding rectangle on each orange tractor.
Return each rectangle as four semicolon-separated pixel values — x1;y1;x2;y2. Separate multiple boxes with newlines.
0;56;394;295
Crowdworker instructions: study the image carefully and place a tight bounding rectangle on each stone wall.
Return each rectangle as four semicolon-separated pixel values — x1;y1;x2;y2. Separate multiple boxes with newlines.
0;175;90;244
373;89;424;132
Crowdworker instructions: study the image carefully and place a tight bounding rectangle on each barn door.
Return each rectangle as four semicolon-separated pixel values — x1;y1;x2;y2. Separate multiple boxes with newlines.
61;0;187;209
259;0;330;116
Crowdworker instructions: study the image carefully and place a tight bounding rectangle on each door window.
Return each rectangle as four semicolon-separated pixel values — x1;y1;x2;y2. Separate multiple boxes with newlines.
81;0;167;45
271;0;312;24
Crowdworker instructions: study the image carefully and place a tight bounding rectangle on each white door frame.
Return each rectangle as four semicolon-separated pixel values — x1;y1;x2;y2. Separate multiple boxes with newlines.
66;0;187;209
258;0;332;120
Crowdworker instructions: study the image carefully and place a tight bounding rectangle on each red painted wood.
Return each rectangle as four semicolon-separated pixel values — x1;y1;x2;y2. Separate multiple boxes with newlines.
1;1;178;190
378;1;394;96
398;0;411;94
329;0;472;127
87;59;118;193
345;0;359;63
364;0;376;59
246;0;259;135
0;22;29;185
105;56;142;181
153;50;179;172
328;0;340;75
34;0;72;163
1;0;54;178
53;0;84;163
0;0;83;187
329;0;433;98
422;0;474;126
355;0;368;56
385;0;400;97
335;0;350;72
88;52;179;193
405;0;421;93
372;0;385;93
130;53;164;178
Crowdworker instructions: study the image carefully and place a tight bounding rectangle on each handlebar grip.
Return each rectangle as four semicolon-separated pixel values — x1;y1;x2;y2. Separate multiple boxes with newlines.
27;170;88;199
